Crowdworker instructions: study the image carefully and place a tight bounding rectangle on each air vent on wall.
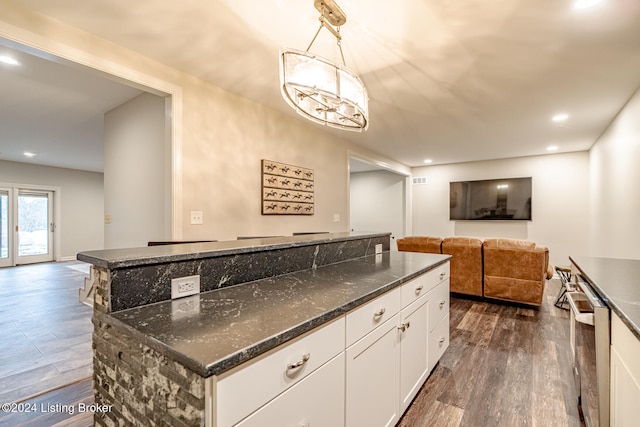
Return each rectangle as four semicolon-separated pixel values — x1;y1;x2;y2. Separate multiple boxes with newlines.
412;177;428;185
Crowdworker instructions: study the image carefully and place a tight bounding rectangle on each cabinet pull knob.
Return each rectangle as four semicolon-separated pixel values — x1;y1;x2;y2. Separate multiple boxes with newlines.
439;337;445;345
398;321;410;332
439;299;446;308
287;353;310;371
373;308;386;318
415;285;424;294
440;272;446;280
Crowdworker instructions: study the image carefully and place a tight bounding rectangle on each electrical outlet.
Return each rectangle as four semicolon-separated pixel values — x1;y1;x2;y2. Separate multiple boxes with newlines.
171;275;200;299
375;244;383;254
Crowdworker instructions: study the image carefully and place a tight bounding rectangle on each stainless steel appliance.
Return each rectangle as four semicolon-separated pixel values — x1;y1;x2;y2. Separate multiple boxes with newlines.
567;277;610;427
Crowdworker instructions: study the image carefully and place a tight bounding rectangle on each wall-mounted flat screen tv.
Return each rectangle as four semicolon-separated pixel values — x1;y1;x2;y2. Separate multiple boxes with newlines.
449;177;532;221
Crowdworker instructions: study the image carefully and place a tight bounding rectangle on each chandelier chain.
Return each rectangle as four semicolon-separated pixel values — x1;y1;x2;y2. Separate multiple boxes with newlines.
305;23;324;52
336;26;346;66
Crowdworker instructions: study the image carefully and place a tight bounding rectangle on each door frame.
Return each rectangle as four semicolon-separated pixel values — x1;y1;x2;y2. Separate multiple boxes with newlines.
0;182;61;267
0;186;14;267
16;188;55;265
347;150;412;246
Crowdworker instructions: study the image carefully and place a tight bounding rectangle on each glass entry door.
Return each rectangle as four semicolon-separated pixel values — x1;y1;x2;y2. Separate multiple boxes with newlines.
16;190;54;265
0;189;11;267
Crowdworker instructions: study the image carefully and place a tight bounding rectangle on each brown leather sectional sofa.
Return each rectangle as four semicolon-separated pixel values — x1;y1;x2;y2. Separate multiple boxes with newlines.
397;236;553;306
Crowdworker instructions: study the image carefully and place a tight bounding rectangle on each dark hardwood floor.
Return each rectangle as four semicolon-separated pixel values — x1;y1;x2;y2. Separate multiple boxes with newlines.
399;278;582;427
0;277;581;426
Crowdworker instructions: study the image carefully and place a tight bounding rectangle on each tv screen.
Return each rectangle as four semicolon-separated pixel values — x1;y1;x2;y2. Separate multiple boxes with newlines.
449;177;532;221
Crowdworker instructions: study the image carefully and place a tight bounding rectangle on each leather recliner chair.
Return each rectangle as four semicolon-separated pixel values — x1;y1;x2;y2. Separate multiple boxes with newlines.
482;238;552;306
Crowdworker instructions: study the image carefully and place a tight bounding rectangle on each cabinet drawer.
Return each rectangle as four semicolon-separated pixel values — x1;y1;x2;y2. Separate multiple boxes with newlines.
428;313;449;373
346;287;401;347
428;279;450;332
236;353;345;427
401;275;429;308
216;317;345;427
424;262;450;294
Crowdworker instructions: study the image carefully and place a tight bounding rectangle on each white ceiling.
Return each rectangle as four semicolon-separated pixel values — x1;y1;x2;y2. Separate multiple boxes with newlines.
0;42;142;172
3;0;640;171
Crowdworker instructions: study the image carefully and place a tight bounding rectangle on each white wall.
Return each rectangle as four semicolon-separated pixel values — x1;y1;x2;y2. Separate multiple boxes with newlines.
589;88;640;259
0;159;103;258
104;93;167;249
411;152;590;266
350;170;405;248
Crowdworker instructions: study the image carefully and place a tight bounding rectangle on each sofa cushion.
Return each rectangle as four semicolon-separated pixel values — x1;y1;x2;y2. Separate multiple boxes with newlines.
482;238;536;251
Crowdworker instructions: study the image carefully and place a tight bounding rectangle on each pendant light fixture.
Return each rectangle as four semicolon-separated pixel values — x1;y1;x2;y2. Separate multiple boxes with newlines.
279;0;369;131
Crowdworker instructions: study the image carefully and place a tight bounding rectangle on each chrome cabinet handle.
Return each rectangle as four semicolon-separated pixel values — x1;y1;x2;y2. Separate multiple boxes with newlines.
287;353;310;371
439;299;446;308
439;337;445;345
398;321;410;332
373;308;386;318
415;285;424;294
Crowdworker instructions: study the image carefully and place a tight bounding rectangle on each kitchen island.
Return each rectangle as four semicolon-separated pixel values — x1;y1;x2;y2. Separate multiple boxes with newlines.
569;256;640;427
79;233;451;426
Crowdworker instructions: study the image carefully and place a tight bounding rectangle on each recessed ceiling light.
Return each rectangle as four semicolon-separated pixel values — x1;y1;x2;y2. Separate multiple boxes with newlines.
574;0;604;10
552;113;569;122
23;151;36;158
547;146;559;152
423;159;433;164
0;56;20;66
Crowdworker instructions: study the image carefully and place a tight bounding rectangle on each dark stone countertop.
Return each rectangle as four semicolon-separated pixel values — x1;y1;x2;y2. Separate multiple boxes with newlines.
78;232;390;269
570;256;640;340
102;251;450;378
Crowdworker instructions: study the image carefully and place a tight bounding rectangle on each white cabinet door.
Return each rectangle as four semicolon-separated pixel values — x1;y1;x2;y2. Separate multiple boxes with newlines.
236;353;345;427
429;313;450;373
610;312;640;427
610;347;640;427
346;313;400;427
399;296;429;412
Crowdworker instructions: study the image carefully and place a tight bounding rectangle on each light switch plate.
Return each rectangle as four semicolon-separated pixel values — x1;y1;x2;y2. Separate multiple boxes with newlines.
375;244;382;254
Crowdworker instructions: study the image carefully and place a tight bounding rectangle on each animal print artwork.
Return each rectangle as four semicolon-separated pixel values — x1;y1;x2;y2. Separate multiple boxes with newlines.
262;160;314;215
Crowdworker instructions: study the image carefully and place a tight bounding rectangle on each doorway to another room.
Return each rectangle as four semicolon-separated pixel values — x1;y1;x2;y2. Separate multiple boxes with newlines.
0;32;176;407
349;156;410;250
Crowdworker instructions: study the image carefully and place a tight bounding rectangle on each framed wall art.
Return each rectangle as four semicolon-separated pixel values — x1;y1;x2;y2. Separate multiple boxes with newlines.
262;160;314;215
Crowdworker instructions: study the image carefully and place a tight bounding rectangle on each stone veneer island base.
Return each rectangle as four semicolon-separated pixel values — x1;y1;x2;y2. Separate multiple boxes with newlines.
79;232;450;426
